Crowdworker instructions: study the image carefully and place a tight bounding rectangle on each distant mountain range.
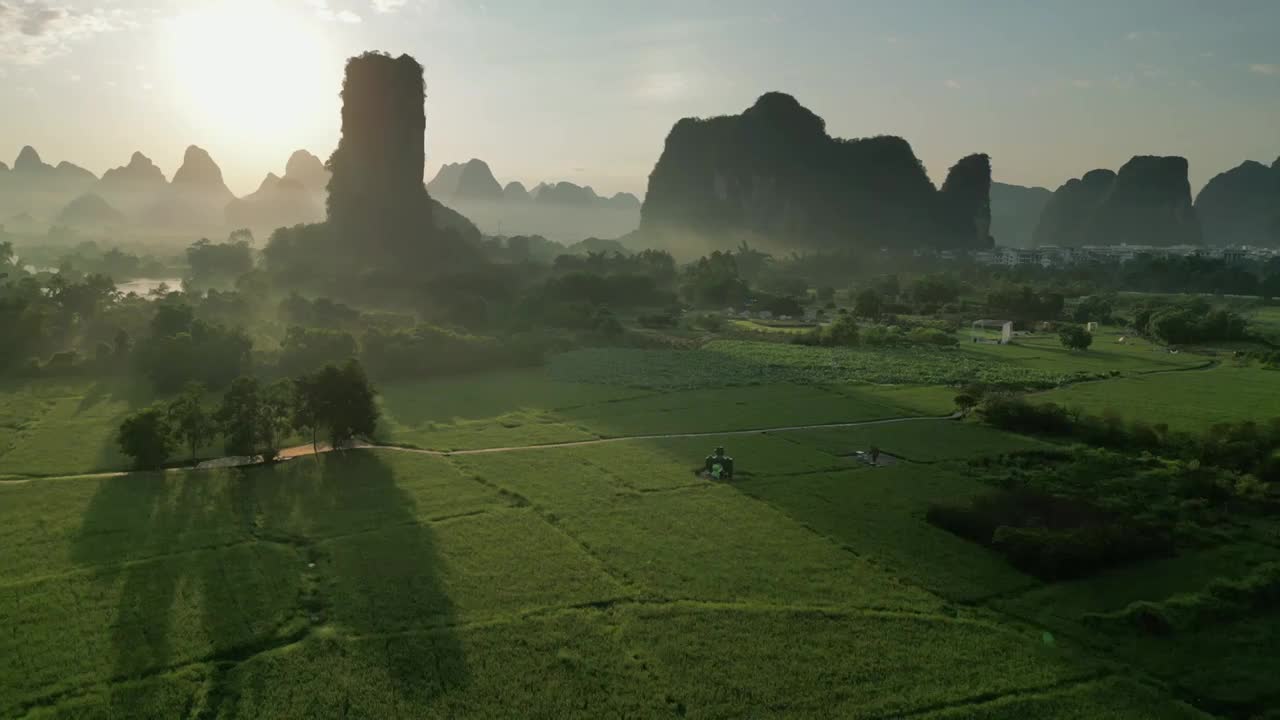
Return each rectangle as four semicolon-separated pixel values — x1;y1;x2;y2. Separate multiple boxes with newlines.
3;140;1275;248
425;158;641;242
0;145;330;236
0;147;641;243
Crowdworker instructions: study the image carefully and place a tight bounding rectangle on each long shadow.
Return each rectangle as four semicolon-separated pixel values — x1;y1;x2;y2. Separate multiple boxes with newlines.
69;450;466;715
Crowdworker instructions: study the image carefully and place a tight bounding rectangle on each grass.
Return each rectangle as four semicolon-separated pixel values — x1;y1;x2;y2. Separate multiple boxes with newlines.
736;465;1037;600
1035;364;1280;431
0;377;157;477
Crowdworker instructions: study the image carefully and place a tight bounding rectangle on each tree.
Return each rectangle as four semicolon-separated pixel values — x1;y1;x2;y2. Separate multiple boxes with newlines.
954;393;979;414
853;289;882;320
294;360;380;453
217;377;264;456
911;274;960;306
822;313;860;346
257;380;294;460
118;408;174;469
279;326;358;375
1059;324;1093;351
167;382;214;462
1072;295;1114;324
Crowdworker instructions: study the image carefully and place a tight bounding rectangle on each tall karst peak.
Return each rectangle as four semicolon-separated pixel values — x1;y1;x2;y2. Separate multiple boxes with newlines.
284;149;329;191
171;145;233;200
640;93;989;251
14;146;48;172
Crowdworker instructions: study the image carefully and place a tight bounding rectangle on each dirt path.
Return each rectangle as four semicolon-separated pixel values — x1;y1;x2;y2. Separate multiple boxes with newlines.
15;413;962;482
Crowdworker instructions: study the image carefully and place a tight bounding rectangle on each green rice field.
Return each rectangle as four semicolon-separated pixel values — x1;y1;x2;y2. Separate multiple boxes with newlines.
3;336;1278;718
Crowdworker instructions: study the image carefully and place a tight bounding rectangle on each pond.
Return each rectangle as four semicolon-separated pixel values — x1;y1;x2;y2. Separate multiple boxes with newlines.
115;277;182;297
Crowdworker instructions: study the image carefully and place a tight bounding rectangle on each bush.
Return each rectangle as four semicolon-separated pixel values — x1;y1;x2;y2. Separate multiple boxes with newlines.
821;314;860;346
692;314;725;332
1059;324;1093;351
978;396;1074;435
638;309;680;328
927;488;1171;580
1084;563;1280;635
907;327;959;346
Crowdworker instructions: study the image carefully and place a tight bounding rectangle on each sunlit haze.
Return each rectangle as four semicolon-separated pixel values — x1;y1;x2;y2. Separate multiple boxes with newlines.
2;0;1279;196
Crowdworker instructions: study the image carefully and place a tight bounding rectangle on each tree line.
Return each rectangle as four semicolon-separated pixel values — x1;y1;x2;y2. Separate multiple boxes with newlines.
118;359;379;469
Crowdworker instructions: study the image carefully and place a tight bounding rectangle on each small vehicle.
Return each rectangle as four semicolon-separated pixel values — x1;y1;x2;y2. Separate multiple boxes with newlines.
702;446;735;480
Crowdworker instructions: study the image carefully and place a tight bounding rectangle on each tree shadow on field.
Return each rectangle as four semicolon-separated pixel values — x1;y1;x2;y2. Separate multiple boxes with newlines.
70;450;467;715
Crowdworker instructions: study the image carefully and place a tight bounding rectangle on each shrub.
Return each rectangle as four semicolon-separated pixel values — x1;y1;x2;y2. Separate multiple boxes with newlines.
927;488;1171;580
638;309;680;328
692;313;726;332
821;314;860;346
908;327;959;346
1084;563;1280;635
1058;324;1093;351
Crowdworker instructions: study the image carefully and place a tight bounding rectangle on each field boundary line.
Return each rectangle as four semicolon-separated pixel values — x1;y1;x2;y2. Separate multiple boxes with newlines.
865;670;1113;720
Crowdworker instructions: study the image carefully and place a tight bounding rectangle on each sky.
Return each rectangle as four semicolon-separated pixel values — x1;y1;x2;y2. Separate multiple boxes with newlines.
0;0;1277;199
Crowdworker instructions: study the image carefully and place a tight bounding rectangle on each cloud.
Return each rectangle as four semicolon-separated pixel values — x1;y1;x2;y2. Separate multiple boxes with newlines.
944;79;961;89
0;2;130;65
632;70;692;101
372;0;409;12
1250;63;1280;76
308;0;363;23
1071;79;1093;89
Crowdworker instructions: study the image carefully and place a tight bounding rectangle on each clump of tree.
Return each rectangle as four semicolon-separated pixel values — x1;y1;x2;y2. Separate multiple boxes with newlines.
910;274;962;308
293;360;381;453
1071;295;1114;324
1058;324;1093;351
926;486;1170;580
136;300;251;392
986;284;1064;324
185;231;254;287
853;289;882;320
279;326;358;376
166;382;215;462
116;360;381;468
117;408;177;470
1133;300;1248;345
681;251;749;307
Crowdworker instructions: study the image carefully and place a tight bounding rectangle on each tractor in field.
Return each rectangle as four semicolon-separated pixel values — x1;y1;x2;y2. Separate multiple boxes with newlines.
703;446;735;480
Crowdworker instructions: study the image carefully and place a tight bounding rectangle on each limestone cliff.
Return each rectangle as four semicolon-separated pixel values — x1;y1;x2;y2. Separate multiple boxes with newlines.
1194;159;1280;246
639;92;989;250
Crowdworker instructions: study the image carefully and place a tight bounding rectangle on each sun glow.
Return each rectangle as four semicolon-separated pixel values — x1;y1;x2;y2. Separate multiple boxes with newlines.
165;1;340;152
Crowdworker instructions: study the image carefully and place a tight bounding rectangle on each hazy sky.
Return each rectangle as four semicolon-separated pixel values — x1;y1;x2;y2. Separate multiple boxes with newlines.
1;0;1277;198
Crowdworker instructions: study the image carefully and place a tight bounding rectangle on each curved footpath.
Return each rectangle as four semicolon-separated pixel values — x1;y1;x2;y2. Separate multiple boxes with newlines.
6;413;963;483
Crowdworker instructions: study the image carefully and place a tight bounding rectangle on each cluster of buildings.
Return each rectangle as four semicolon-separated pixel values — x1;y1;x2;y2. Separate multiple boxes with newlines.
920;244;1271;268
